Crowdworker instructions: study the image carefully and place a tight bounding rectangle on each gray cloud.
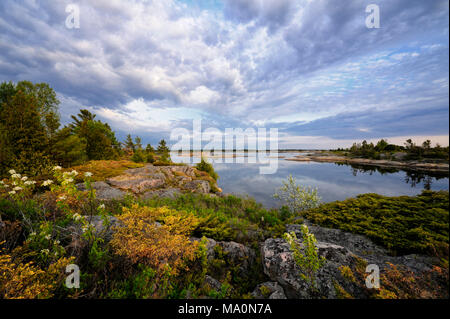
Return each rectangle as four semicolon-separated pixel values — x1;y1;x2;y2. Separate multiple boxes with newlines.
0;0;448;147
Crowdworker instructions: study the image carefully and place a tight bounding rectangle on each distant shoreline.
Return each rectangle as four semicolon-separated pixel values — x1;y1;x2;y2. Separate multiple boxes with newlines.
285;154;449;174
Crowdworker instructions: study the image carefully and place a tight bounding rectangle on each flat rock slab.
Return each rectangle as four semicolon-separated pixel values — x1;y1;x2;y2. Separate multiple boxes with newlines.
287;222;437;273
76;181;127;200
77;164;217;200
107;175;166;193
140;188;182;200
184;180;211;193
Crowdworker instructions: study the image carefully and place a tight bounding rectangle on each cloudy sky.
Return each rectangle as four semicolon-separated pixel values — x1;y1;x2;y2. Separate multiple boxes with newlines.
0;0;448;148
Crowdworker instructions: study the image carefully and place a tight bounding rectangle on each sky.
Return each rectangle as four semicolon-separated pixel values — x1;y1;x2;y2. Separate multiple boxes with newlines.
0;0;449;149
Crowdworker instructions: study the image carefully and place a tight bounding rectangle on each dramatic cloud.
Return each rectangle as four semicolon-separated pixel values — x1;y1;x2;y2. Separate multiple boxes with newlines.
0;0;448;148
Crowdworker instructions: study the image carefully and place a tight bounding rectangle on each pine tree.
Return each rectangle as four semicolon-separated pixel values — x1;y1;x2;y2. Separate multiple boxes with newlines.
1;90;49;175
145;143;155;153
134;136;143;151
157;139;170;154
157;139;171;163
52;127;87;167
125;134;135;153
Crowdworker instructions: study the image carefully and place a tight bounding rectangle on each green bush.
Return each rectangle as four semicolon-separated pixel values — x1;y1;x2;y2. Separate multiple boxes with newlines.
301;190;449;257
195;157;219;181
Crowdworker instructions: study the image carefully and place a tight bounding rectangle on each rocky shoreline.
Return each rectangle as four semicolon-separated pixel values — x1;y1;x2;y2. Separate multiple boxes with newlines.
76;164;220;200
73;163;446;299
285;154;449;174
190;220;440;299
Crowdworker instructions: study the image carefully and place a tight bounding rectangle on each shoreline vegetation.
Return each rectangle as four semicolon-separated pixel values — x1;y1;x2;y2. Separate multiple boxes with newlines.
0;163;448;299
0;81;449;299
285;153;449;174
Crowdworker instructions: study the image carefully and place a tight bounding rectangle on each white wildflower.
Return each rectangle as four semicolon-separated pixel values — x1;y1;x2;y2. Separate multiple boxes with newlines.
24;181;34;186
58;195;67;201
21;176;28;181
72;213;82;221
98;204;105;210
11;173;21;179
62;178;74;185
71;170;78;176
54;240;60;245
42;180;53;186
8;169;16;175
53;166;62;171
13;186;23;191
8;191;16;195
45;234;51;240
84;172;93;177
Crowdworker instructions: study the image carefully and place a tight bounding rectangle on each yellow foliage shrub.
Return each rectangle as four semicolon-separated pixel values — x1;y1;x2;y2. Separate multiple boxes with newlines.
110;205;199;276
0;248;74;299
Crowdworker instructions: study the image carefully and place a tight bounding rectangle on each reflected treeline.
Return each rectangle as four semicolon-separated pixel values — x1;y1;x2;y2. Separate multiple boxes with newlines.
335;162;449;190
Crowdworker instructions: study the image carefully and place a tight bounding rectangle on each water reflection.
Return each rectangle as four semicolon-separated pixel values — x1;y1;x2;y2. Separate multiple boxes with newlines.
340;163;449;190
172;153;449;207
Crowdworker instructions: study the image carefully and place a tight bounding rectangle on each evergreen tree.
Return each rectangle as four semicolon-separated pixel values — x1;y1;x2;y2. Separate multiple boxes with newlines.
145;143;155;153
70;109;96;129
125;134;135;153
134;136;143;151
52;127;87;167
0;90;50;175
70;109;119;160
157;139;171;163
157;139;170;154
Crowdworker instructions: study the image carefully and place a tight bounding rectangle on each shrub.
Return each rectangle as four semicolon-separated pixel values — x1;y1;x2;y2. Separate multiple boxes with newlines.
131;150;147;163
195;157;219;181
273;175;321;215
301;191;449;257
0;246;74;299
110;205;199;277
67;160;144;182
283;225;325;291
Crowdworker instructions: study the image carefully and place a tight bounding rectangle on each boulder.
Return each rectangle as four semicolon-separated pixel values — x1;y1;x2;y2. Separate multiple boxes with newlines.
286;222;437;273
184;180;211;193
76;181;127;200
251;282;287;299
261;237;364;299
218;241;256;273
140;188;182;200
107;175;166;193
65;215;121;252
204;275;222;292
191;237;217;261
263;222;440;299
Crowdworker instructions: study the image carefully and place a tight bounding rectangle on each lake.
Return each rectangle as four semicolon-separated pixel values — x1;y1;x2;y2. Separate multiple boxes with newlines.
172;152;449;208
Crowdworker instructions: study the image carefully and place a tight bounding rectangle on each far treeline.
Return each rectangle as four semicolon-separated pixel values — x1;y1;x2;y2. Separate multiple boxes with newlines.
334;139;449;161
0;81;171;178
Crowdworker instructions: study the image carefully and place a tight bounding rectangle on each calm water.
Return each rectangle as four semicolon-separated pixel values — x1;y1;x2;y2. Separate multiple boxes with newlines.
172;152;449;208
